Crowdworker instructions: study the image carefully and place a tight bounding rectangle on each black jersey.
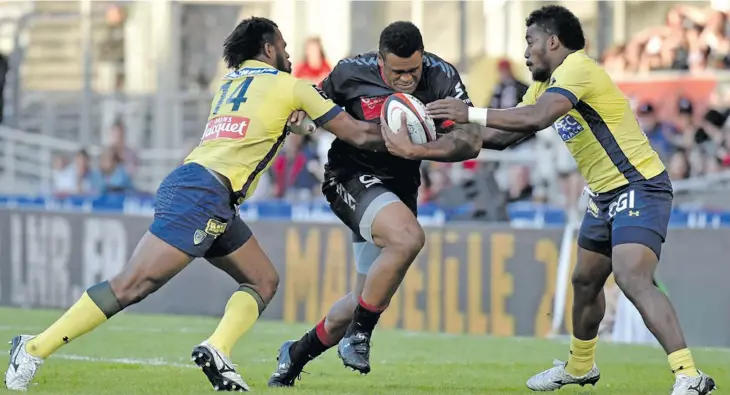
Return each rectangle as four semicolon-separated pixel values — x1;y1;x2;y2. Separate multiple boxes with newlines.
320;51;472;195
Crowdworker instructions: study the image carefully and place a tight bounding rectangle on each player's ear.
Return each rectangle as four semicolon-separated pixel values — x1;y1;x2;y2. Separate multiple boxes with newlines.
263;42;275;59
377;52;384;68
548;35;561;51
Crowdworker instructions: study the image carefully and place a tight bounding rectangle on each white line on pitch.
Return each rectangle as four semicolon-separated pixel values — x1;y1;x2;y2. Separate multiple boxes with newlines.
53;354;196;369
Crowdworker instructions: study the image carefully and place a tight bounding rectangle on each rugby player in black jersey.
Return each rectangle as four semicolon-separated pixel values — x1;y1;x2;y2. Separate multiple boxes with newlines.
268;21;484;387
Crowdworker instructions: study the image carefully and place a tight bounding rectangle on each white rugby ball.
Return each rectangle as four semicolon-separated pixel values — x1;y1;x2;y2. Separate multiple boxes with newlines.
381;93;437;144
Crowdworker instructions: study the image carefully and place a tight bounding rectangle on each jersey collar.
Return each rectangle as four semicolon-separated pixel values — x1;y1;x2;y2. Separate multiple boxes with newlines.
241;59;276;69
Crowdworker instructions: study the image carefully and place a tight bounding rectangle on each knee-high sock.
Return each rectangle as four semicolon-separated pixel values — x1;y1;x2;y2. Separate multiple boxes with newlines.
26;281;122;358
206;286;266;357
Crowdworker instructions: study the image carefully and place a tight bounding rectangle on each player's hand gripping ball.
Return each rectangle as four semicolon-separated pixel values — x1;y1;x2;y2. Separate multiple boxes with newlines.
381;93;437;144
287;110;316;136
426;96;469;123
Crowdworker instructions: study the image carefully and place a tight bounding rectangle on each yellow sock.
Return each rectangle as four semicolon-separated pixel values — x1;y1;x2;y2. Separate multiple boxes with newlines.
26;292;108;358
668;348;699;377
565;336;597;377
206;291;261;357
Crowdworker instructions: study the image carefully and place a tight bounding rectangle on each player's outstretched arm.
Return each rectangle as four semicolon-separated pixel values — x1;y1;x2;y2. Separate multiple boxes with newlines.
426;94;573;134
322;112;387;152
479;126;537;150
291;78;386;152
380;113;481;162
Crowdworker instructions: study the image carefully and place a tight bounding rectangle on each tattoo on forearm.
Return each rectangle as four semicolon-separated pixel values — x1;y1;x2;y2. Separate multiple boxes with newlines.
481;127;534;150
434;124;482;162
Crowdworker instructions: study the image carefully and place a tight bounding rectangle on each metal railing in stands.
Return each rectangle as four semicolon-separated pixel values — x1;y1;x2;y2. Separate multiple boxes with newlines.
0;125;186;194
16;91;212;147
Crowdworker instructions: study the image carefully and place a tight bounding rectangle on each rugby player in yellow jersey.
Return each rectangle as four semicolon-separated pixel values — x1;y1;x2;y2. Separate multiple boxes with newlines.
4;17;384;392
384;5;716;395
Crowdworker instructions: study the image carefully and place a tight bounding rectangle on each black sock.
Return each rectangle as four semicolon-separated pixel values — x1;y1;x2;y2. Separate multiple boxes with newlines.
345;304;382;337
289;329;329;363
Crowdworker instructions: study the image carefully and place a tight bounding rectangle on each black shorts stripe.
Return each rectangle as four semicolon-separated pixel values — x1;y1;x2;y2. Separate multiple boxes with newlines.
238;129;287;200
574;101;645;183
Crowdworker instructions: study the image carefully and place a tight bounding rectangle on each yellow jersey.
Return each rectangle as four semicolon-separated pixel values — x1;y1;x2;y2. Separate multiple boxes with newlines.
185;60;341;200
519;50;665;193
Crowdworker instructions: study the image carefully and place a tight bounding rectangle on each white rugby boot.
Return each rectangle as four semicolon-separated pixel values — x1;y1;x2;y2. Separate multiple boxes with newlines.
4;335;44;391
671;371;716;395
526;359;600;391
191;341;250;392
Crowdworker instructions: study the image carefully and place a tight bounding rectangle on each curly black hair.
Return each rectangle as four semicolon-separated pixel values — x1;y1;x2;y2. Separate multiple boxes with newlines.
526;5;585;51
378;21;424;58
223;17;279;69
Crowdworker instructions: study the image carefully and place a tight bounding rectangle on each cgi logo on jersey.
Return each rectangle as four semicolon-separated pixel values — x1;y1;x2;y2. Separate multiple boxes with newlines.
553;115;585;141
360;96;388;120
201;116;250;142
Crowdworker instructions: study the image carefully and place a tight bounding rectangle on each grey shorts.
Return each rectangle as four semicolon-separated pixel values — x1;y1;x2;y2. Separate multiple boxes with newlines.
322;174;417;243
322;174;418;274
353;241;382;275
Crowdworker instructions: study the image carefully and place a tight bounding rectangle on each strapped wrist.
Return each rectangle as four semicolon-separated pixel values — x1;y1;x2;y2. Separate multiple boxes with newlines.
468;107;488;126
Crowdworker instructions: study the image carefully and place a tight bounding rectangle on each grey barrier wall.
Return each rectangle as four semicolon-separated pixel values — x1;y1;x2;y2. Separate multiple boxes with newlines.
0;208;728;347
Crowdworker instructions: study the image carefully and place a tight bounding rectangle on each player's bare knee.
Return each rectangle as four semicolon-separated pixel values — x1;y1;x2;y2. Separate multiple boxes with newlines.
260;272;280;303
388;222;425;262
613;264;653;299
250;271;279;305
571;249;612;299
613;261;654;299
571;269;605;298
109;273;163;307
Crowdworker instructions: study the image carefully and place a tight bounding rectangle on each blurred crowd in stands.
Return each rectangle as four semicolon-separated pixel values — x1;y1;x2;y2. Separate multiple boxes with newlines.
51;122;137;196
603;4;730;73
39;3;730;213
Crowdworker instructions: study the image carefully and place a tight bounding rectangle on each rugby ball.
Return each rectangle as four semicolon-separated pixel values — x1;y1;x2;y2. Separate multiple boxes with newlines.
381;93;437;144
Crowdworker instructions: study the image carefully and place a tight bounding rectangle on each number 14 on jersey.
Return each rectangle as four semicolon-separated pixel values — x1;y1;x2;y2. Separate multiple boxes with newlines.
212;77;254;116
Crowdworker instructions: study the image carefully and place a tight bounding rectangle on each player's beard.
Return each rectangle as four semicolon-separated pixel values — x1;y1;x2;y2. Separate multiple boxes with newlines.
276;51;291;73
530;46;551;82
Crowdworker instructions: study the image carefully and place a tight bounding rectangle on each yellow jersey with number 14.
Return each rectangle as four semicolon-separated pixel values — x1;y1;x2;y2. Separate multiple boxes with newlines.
184;59;341;200
519;50;665;193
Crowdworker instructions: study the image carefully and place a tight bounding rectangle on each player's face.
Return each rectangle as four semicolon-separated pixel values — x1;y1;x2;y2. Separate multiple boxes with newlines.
378;51;423;94
267;29;292;73
524;24;552;82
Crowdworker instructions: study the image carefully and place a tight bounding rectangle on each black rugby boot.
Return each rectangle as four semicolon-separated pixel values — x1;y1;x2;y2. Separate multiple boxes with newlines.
337;304;381;374
268;341;305;387
337;330;372;374
268;328;331;387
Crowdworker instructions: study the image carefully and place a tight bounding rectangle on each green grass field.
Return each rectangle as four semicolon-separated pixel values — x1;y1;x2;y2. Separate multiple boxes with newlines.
0;307;726;395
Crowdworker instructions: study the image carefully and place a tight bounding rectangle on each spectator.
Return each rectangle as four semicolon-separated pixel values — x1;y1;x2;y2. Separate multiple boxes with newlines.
418;162;451;204
271;134;320;201
507;165;533;203
55;149;95;195
668;149;691;180
695;108;729;174
293;37;331;85
489;59;529;109
674;97;698;150
603;4;730;73
602;45;627;73
488;59;534;203
91;148;134;194
637;102;679;163
108;121;138;174
51;154;76;196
